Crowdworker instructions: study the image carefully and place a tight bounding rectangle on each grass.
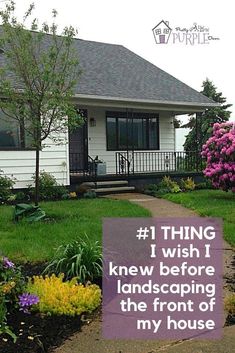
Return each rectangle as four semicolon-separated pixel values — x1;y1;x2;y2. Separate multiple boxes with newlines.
0;198;151;263
163;189;235;246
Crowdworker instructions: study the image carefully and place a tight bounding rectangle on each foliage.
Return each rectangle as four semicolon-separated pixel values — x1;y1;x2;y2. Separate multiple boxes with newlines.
0;1;82;205
13;203;46;222
158;176;181;193
15;191;26;201
144;177;181;197
0;256;25;341
83;190;97;199
195;179;213;190
144;184;159;197
27;274;101;316
29;171;68;201
44;235;102;283
0;170;15;202
225;294;235;315
202;122;235;192
180;177;196;191
184;79;232;152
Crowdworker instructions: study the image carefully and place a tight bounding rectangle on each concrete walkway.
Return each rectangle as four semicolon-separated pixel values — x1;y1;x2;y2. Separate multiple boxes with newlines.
55;193;235;353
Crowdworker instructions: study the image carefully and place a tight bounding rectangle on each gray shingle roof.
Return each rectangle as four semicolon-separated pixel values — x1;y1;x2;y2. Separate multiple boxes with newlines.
0;28;215;106
74;38;215;106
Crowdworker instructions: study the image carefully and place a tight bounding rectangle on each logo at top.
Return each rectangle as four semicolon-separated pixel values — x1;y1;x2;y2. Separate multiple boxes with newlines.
152;20;220;45
153;20;172;44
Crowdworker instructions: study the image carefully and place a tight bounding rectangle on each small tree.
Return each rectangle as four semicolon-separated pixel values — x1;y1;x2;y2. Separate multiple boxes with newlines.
202;122;235;192
0;1;82;205
184;79;232;152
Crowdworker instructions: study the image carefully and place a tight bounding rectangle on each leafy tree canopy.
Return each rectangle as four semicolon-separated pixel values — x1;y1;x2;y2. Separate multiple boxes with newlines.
0;1;82;205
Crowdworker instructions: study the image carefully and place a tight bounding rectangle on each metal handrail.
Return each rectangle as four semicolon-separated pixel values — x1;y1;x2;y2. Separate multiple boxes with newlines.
116;152;130;178
116;151;203;174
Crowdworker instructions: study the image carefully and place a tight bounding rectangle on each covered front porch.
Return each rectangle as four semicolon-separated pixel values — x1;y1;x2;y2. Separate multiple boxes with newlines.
68;98;206;184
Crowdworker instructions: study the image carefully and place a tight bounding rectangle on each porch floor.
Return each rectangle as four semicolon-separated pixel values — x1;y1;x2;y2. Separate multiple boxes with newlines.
70;170;203;184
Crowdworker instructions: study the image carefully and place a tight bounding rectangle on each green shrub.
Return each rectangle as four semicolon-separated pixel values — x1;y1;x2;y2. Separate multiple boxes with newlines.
44;235;102;284
0;170;15;202
158;176;181;193
154;188;172;197
83;190;97;199
144;184;159;196
195;179;213;190
27;274;101;316
15;191;26;201
29;170;67;201
180;177;196;191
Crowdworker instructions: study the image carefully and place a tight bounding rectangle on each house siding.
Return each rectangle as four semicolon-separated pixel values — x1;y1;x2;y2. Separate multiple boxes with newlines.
0;134;70;189
0;107;175;188
86;107;175;174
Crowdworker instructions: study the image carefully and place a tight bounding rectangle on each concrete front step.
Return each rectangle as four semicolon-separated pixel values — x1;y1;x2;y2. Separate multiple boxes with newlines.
84;180;128;188
92;186;135;194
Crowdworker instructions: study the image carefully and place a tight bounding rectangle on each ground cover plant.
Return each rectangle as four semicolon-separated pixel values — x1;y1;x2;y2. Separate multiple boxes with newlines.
163;189;235;246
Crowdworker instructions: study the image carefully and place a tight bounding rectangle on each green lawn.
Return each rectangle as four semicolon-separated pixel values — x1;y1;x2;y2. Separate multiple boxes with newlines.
0;199;151;263
164;190;235;246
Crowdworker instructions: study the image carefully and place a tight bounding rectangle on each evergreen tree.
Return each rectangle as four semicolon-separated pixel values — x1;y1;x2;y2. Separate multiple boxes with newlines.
184;79;232;152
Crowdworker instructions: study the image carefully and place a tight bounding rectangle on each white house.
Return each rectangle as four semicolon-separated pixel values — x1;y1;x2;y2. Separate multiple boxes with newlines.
0;35;217;189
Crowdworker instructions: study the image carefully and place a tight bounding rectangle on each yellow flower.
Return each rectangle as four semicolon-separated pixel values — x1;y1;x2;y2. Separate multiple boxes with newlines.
26;274;101;316
69;192;77;198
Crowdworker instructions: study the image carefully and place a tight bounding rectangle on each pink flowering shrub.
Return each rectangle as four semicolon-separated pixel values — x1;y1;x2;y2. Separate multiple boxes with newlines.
201;122;235;192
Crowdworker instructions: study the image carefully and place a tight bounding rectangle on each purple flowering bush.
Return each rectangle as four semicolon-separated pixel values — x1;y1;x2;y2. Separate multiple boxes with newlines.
202;122;235;192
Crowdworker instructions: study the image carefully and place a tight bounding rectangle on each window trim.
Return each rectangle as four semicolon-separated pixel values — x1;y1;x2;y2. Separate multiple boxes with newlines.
106;111;160;151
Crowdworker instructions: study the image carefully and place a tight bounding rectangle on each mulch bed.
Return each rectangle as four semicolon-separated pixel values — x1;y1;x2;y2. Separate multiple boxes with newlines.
0;311;83;353
0;262;99;353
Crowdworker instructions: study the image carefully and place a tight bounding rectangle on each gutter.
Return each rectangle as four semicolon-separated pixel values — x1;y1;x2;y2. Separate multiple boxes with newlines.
72;93;220;109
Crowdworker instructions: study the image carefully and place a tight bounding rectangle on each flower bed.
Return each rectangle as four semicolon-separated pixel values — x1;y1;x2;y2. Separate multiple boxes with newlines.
0;259;101;352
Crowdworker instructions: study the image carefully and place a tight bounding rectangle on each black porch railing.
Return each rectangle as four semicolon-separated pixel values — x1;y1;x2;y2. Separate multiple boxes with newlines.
70;151;203;179
69;153;97;179
116;151;203;175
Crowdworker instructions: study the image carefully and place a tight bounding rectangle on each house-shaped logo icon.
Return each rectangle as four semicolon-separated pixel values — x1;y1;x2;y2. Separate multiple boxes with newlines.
153;20;172;44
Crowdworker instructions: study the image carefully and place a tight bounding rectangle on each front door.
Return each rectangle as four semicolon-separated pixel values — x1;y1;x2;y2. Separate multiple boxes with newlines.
69;109;88;173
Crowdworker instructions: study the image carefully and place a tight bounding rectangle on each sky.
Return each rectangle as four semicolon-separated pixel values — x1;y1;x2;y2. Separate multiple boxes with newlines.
2;0;235;123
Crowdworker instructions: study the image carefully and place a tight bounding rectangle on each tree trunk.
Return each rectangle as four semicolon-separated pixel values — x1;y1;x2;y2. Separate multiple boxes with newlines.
35;147;40;206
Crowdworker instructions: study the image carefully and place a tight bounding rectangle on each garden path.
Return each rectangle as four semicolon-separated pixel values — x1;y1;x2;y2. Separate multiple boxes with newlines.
55;193;235;353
